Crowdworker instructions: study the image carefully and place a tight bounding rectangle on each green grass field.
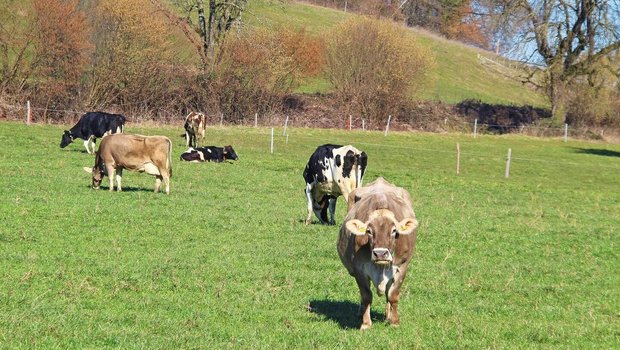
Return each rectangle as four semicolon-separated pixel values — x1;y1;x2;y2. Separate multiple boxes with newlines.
1;121;618;348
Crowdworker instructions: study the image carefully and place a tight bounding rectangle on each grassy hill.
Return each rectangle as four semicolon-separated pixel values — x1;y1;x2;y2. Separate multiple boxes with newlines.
243;1;548;107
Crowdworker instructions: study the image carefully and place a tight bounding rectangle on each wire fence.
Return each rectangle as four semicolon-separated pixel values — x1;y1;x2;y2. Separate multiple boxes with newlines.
2;100;573;137
0;101;620;165
4;100;620;176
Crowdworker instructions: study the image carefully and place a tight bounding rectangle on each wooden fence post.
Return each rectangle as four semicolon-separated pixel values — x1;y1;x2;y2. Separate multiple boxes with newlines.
270;128;274;154
456;143;461;175
384;115;391;136
26;101;31;126
564;124;568;142
254;113;258;128
283;115;289;136
473;119;478;138
505;148;512;178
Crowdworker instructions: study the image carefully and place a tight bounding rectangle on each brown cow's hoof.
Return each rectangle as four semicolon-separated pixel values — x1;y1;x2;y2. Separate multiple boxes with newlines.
388;318;400;327
360;323;371;330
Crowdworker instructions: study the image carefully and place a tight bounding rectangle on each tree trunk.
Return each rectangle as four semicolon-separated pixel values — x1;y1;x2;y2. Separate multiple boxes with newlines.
197;1;208;62
549;70;567;126
206;0;216;64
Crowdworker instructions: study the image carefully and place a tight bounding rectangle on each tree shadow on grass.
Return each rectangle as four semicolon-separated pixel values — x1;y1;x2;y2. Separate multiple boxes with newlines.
308;299;384;330
573;148;620;158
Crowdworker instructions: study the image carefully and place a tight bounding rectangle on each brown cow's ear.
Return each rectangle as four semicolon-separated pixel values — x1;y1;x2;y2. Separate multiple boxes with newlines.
397;218;418;235
83;167;93;174
346;219;366;236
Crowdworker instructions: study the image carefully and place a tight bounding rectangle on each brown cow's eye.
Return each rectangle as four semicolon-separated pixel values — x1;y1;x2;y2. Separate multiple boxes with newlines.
366;229;373;236
391;228;397;236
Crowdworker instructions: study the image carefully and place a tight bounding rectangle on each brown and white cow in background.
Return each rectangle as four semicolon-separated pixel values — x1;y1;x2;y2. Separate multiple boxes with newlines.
337;177;419;329
83;134;172;194
303;144;367;225
184;112;206;148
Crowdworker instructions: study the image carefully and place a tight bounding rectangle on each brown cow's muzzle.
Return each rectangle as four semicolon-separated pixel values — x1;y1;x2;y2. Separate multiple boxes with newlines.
372;248;393;265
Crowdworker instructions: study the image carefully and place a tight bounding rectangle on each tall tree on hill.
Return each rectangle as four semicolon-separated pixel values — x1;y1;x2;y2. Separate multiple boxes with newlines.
481;0;620;125
402;0;489;47
150;0;247;68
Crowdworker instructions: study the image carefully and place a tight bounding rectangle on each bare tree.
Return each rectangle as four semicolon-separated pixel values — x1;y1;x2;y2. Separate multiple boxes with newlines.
151;0;247;68
483;0;620;124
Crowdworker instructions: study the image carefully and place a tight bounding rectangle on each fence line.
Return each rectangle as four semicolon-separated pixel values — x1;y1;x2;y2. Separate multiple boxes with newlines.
261;131;620;171
0;101;580;144
3;102;619;175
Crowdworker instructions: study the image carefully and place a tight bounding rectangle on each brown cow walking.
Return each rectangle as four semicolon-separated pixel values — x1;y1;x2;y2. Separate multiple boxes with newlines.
184;112;206;148
83;134;172;194
337;177;419;329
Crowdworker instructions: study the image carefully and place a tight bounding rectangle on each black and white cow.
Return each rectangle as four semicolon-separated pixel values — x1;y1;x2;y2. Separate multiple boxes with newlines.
303;144;368;225
60;112;126;154
179;145;238;163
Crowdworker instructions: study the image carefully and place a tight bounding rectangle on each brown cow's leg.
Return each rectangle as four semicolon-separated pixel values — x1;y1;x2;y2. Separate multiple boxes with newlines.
355;275;373;330
116;168;123;192
386;269;408;326
162;172;170;195
386;289;400;326
107;165;116;192
154;176;162;193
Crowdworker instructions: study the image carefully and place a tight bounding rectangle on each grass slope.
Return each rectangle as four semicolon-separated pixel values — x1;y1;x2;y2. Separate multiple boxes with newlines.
245;1;548;107
1;121;618;348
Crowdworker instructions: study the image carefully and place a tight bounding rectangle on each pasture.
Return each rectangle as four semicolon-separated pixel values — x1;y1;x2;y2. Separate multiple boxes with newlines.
0;120;618;348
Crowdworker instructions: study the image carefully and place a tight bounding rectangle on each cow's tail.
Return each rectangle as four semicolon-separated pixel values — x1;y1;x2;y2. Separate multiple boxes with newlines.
167;138;173;177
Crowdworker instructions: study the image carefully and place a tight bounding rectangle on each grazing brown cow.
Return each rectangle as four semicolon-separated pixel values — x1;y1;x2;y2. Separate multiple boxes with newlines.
83;134;172;194
184;112;206;148
337;177;419;329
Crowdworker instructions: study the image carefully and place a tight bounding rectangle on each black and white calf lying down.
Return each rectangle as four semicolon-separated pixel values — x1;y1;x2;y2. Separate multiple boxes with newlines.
180;145;238;163
60;111;126;154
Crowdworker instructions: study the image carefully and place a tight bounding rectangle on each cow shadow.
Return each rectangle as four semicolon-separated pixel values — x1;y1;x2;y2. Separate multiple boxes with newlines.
296;219;339;226
308;299;384;329
573;147;620;158
63;148;92;154
90;185;155;193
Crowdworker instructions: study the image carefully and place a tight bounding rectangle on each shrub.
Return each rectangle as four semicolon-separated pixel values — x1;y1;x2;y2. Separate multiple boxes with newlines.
566;83;619;128
208;27;325;121
324;17;435;122
86;0;178;113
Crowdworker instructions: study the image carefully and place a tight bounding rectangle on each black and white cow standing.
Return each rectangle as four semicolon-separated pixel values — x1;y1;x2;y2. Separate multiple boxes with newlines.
303;144;368;225
60;112;126;154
